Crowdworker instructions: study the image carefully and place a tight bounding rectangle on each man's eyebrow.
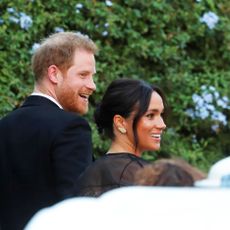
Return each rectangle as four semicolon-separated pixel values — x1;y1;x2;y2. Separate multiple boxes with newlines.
78;70;96;74
79;70;90;73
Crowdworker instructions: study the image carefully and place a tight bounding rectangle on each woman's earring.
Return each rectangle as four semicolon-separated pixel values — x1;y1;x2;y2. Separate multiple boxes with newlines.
118;127;127;134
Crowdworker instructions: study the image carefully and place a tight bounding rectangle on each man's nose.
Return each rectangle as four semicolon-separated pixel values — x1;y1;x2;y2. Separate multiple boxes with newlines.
86;77;96;91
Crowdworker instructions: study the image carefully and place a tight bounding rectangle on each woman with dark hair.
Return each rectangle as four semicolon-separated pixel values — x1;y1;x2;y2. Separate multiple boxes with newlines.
75;78;167;197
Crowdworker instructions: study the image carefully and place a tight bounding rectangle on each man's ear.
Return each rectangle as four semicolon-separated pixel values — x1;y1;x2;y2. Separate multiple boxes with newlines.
47;65;59;84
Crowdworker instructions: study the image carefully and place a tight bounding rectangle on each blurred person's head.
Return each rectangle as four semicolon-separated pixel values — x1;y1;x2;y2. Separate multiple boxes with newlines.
155;158;207;182
134;159;197;186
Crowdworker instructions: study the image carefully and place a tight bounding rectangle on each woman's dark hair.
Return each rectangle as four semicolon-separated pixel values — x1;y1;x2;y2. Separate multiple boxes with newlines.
94;78;166;149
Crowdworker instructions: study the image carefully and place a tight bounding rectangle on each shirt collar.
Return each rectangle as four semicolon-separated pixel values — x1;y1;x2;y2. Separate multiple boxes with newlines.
31;92;63;109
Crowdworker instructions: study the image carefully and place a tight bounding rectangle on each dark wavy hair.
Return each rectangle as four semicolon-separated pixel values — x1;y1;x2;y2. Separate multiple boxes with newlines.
94;78;167;149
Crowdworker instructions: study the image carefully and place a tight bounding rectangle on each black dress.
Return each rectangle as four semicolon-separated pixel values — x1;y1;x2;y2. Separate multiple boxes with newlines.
75;153;151;197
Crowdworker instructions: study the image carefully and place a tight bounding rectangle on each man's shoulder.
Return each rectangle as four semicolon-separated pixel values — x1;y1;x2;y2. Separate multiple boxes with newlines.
0;96;89;129
22;95;87;121
58;110;90;128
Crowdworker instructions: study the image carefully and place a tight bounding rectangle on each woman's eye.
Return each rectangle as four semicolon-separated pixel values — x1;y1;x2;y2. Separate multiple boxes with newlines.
146;113;154;119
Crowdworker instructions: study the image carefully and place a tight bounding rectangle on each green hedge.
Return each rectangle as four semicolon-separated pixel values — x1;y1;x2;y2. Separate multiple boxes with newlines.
1;0;229;171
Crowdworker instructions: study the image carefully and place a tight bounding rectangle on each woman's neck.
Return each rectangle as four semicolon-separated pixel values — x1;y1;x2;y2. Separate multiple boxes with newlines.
107;141;141;156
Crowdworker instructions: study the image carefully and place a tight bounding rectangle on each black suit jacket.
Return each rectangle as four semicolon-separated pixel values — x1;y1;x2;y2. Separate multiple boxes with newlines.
0;96;93;230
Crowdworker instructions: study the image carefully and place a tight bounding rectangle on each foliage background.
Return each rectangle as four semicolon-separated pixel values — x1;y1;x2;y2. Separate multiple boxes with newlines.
0;0;229;171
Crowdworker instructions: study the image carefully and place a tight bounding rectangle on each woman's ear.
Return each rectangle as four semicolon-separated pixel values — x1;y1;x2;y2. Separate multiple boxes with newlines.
113;115;127;134
47;65;60;84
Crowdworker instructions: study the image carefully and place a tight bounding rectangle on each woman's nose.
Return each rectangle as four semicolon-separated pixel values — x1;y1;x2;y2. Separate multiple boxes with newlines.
157;117;166;130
